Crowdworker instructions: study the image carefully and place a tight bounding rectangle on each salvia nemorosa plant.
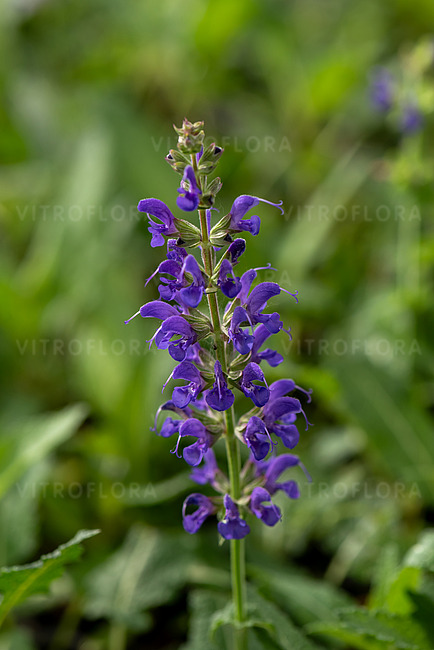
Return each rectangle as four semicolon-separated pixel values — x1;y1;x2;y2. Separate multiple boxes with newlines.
125;119;312;649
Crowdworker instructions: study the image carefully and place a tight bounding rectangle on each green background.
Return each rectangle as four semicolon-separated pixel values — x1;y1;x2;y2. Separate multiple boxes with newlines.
0;0;433;648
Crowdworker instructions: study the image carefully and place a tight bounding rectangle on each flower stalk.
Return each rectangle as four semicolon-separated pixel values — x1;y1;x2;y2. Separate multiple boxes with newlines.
125;118;312;650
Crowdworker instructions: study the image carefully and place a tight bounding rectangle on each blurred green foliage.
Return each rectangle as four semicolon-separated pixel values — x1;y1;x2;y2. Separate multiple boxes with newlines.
0;0;434;648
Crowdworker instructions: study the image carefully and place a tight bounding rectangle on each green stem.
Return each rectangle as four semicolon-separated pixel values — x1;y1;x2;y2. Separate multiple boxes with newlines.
195;185;247;648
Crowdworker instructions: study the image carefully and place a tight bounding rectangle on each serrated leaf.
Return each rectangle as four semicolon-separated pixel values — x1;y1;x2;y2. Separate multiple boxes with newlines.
0;529;99;629
307;607;431;650
210;600;273;637
84;526;192;631
247;587;321;650
404;530;434;573
250;565;352;626
180;590;230;650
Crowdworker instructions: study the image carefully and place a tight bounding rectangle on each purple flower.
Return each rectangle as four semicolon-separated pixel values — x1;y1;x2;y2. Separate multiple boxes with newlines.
240;362;269;407
154;259;184;302
401;103;423;135
250;487;281;526
263;454;307;499
217;259;242;299
146;251;204;309
236;268;259;304
176;165;202;211
229;195;284;236
190;449;219;486
160;417;181;438
124;299;179;325
125;301;197;360
228;307;254;355
179;255;205;308
245;283;284;333
171;361;204;408
244;416;273;461
206;361;235;411
151;399;192;436
155;316;198;361
167;238;188;264
269;379;312;403
138;198;178;247
173;418;213;466
250;324;283;367
262;396;302;448
217;494;250;539
370;68;393;112
182;493;214;534
227;238;246;264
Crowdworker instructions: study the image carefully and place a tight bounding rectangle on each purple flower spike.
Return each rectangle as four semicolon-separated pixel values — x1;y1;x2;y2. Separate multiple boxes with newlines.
206;361;235;411
182;493;214;534
227;238;246;264
190;449;219;486
217;494;250;540
218;259;242;299
229;195;284;236
171;361;203;408
250;487;281;526
155;316;197;361
244;416;273;461
138;198;178;247
177;165;202;212
228;307;254;355
174;418;213;466
240;362;270;407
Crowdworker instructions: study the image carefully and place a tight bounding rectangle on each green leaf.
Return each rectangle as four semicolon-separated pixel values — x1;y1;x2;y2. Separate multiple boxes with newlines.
329;357;434;502
0;529;99;629
277;146;371;277
84;526;193;631
0;628;37;650
307;607;431;650
404;530;434;573
120;472;193;506
180;590;230;650
250;565;352;626
369;544;400;610
247;587;322;650
385;567;421;615
0;404;88;500
210;601;273;637
0;461;53;566
369;544;422;615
